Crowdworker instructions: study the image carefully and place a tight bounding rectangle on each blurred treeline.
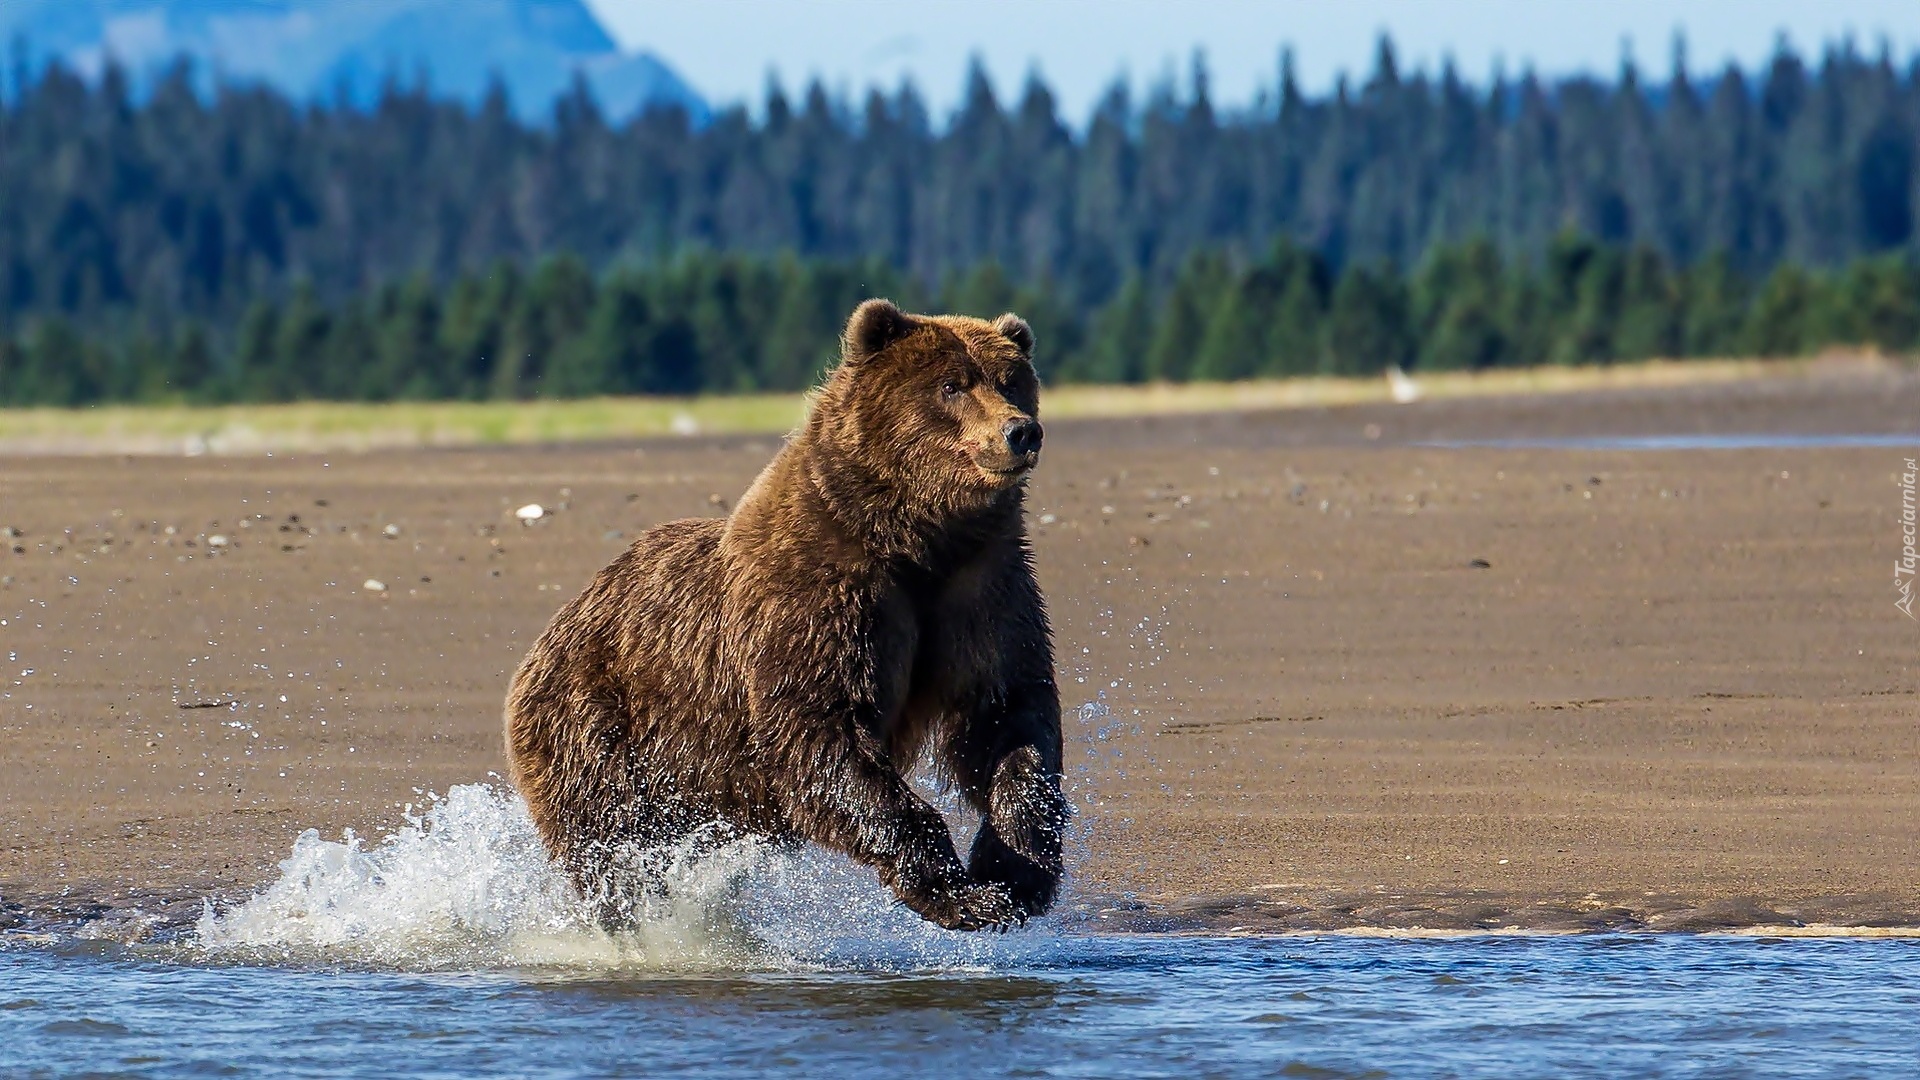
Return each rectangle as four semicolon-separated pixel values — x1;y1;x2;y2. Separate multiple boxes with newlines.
3;35;1920;403
5;235;1917;405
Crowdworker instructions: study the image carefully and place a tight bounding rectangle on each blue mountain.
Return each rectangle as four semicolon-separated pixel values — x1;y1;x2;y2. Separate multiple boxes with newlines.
0;0;707;122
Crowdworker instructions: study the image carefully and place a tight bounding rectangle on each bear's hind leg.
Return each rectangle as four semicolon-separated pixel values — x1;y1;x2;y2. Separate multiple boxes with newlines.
562;841;640;932
560;789;724;931
508;693;687;931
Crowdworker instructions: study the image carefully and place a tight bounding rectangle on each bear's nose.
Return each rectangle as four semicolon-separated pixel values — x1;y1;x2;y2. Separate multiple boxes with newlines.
1003;418;1044;457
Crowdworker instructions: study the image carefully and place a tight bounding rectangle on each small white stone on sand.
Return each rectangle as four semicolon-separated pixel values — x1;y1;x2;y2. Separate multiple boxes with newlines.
514;503;545;522
206;535;229;548
382;524;401;538
362;579;387;592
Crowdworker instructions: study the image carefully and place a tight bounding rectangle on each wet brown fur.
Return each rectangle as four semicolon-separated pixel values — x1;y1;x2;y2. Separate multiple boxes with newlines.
504;300;1067;931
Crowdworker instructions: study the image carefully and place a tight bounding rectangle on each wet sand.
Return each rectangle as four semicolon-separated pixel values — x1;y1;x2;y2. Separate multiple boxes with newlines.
3;367;1918;934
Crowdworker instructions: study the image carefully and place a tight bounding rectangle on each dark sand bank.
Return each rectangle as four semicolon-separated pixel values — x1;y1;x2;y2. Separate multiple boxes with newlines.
2;366;1917;936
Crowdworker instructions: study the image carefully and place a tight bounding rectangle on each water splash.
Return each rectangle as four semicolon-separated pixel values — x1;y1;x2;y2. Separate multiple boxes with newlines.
194;782;1061;973
196;784;590;968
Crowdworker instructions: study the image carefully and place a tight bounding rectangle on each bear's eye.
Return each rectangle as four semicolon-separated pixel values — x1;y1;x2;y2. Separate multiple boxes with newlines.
939;379;963;399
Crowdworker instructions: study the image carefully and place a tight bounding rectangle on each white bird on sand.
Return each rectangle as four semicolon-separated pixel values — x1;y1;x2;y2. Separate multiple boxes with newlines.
1386;364;1423;404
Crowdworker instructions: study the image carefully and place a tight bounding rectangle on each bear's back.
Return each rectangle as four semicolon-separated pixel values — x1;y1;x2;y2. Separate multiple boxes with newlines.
593;515;731;681
512;515;731;716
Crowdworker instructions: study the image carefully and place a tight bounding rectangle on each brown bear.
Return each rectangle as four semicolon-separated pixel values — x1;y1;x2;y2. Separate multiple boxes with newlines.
504;299;1068;931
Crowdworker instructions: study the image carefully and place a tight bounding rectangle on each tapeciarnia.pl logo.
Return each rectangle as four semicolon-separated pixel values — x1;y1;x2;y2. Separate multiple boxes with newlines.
1899;457;1917;619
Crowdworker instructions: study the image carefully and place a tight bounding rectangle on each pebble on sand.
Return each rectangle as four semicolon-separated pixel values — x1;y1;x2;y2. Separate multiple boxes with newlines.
362;579;387;592
514;504;545;522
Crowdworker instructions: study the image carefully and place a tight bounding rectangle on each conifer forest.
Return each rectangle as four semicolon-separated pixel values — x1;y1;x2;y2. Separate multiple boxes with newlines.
4;38;1919;405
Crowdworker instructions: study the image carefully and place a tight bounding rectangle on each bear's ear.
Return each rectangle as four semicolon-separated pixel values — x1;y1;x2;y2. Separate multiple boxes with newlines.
992;313;1034;358
843;298;915;360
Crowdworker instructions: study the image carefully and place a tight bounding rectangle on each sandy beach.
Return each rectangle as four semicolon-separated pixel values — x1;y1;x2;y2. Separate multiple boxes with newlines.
3;365;1918;935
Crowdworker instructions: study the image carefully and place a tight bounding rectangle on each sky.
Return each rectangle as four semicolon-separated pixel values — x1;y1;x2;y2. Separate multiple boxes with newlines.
586;0;1920;122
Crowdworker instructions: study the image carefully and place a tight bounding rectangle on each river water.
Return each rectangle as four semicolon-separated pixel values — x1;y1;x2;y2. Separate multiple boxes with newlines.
6;932;1918;1077
3;785;1918;1077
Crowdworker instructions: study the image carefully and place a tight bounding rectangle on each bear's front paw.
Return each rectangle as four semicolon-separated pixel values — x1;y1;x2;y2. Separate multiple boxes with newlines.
968;822;1061;920
896;879;1022;932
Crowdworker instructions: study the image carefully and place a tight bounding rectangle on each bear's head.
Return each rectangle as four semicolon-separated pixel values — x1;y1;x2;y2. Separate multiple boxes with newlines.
810;299;1043;517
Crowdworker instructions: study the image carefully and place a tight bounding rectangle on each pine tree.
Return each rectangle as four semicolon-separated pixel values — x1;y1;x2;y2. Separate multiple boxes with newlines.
440;265;514;399
1010;276;1081;379
761;257;842;391
1263;241;1331;375
512;255;596;397
169;321;214;399
492;288;544;400
0;336;20;405
1070;276;1153;383
1679;252;1750;357
274;282;332;399
1613;245;1680;360
1835;254;1920;353
1415;239;1507;370
945;261;1018;320
230;299;282;402
1744;263;1816;357
636;309;702;396
1325;263;1413;374
548;270;649;397
19;319;101;406
324;303;376;401
684;256;779;393
1146;252;1229;381
123;330;170;401
366;276;444;399
1553;243;1625;364
1193;267;1275;381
